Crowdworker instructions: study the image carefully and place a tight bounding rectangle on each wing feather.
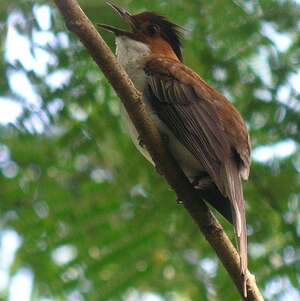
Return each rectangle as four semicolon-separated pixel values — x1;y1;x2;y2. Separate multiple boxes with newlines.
147;71;229;193
145;57;250;295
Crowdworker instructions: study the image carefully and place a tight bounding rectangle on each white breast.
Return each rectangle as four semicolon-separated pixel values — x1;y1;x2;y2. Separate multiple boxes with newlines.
116;36;150;91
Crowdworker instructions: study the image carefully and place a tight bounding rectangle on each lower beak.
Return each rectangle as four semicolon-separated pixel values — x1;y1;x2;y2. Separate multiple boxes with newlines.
97;24;131;36
98;1;135;36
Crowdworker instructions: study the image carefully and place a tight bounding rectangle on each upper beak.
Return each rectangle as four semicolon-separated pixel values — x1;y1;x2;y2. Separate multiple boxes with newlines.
98;2;136;36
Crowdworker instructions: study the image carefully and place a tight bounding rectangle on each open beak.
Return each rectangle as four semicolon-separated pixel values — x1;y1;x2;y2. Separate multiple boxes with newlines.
98;1;136;36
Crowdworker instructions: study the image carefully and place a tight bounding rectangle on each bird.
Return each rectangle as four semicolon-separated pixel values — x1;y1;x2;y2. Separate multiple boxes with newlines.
99;2;251;296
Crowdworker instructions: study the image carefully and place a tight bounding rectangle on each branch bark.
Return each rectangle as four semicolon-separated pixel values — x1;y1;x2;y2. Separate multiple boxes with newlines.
53;1;264;300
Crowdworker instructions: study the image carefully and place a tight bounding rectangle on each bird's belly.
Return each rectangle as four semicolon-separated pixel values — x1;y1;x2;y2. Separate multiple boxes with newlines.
120;104;202;178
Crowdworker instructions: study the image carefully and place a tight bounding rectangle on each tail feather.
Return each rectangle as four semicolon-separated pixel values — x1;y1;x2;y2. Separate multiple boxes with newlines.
224;159;248;297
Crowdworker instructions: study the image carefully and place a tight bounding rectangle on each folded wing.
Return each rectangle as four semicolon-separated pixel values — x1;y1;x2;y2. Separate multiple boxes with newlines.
144;57;250;293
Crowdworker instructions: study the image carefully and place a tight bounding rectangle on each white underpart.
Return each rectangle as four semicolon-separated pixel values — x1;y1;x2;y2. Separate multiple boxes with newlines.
116;36;150;91
116;36;202;178
116;36;153;162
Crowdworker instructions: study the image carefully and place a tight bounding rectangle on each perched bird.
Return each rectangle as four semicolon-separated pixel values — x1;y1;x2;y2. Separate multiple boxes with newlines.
99;2;251;295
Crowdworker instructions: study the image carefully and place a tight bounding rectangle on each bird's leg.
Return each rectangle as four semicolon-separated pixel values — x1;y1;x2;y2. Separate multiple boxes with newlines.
138;135;146;148
138;132;169;148
192;173;213;190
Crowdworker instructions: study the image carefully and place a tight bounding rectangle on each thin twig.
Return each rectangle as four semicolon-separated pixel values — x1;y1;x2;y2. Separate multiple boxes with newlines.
53;1;264;300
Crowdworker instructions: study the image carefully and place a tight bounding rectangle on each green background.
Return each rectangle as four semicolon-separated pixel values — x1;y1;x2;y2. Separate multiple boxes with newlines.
0;0;299;300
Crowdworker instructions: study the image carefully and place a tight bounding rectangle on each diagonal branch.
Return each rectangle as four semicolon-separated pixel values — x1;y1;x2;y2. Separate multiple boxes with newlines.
53;1;264;300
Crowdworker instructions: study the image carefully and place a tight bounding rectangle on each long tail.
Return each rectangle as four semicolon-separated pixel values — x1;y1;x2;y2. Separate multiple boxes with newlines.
224;159;248;297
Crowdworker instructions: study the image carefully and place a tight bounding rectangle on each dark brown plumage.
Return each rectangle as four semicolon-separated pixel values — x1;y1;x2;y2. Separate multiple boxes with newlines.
144;58;250;294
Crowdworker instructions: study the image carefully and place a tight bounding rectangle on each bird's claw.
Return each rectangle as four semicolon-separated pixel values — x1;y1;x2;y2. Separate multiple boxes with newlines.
138;135;146;148
192;177;213;190
176;197;183;204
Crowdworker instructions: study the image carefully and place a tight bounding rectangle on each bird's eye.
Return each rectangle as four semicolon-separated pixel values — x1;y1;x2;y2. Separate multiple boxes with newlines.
147;25;159;36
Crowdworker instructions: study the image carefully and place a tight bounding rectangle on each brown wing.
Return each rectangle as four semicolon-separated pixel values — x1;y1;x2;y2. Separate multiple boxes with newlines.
145;57;250;293
145;57;251;177
145;67;231;194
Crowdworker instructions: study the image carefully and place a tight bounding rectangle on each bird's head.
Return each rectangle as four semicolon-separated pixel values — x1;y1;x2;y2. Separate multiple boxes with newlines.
99;2;183;61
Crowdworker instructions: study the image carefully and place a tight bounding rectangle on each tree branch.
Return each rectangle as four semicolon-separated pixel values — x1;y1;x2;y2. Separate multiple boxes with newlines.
53;1;264;300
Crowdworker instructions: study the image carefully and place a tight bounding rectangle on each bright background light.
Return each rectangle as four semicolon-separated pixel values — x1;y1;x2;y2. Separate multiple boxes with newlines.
0;3;299;301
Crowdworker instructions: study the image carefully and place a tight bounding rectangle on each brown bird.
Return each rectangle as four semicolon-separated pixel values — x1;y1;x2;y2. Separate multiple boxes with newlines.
99;2;251;296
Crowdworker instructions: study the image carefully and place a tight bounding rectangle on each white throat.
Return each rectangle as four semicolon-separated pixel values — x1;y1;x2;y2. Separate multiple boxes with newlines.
116;36;150;91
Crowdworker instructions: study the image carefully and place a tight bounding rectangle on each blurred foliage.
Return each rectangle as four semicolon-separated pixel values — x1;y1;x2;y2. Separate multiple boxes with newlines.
0;0;300;300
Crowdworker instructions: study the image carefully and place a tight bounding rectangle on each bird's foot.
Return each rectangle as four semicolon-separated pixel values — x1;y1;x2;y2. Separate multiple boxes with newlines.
138;135;146;148
192;177;213;190
138;133;169;148
176;197;184;204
